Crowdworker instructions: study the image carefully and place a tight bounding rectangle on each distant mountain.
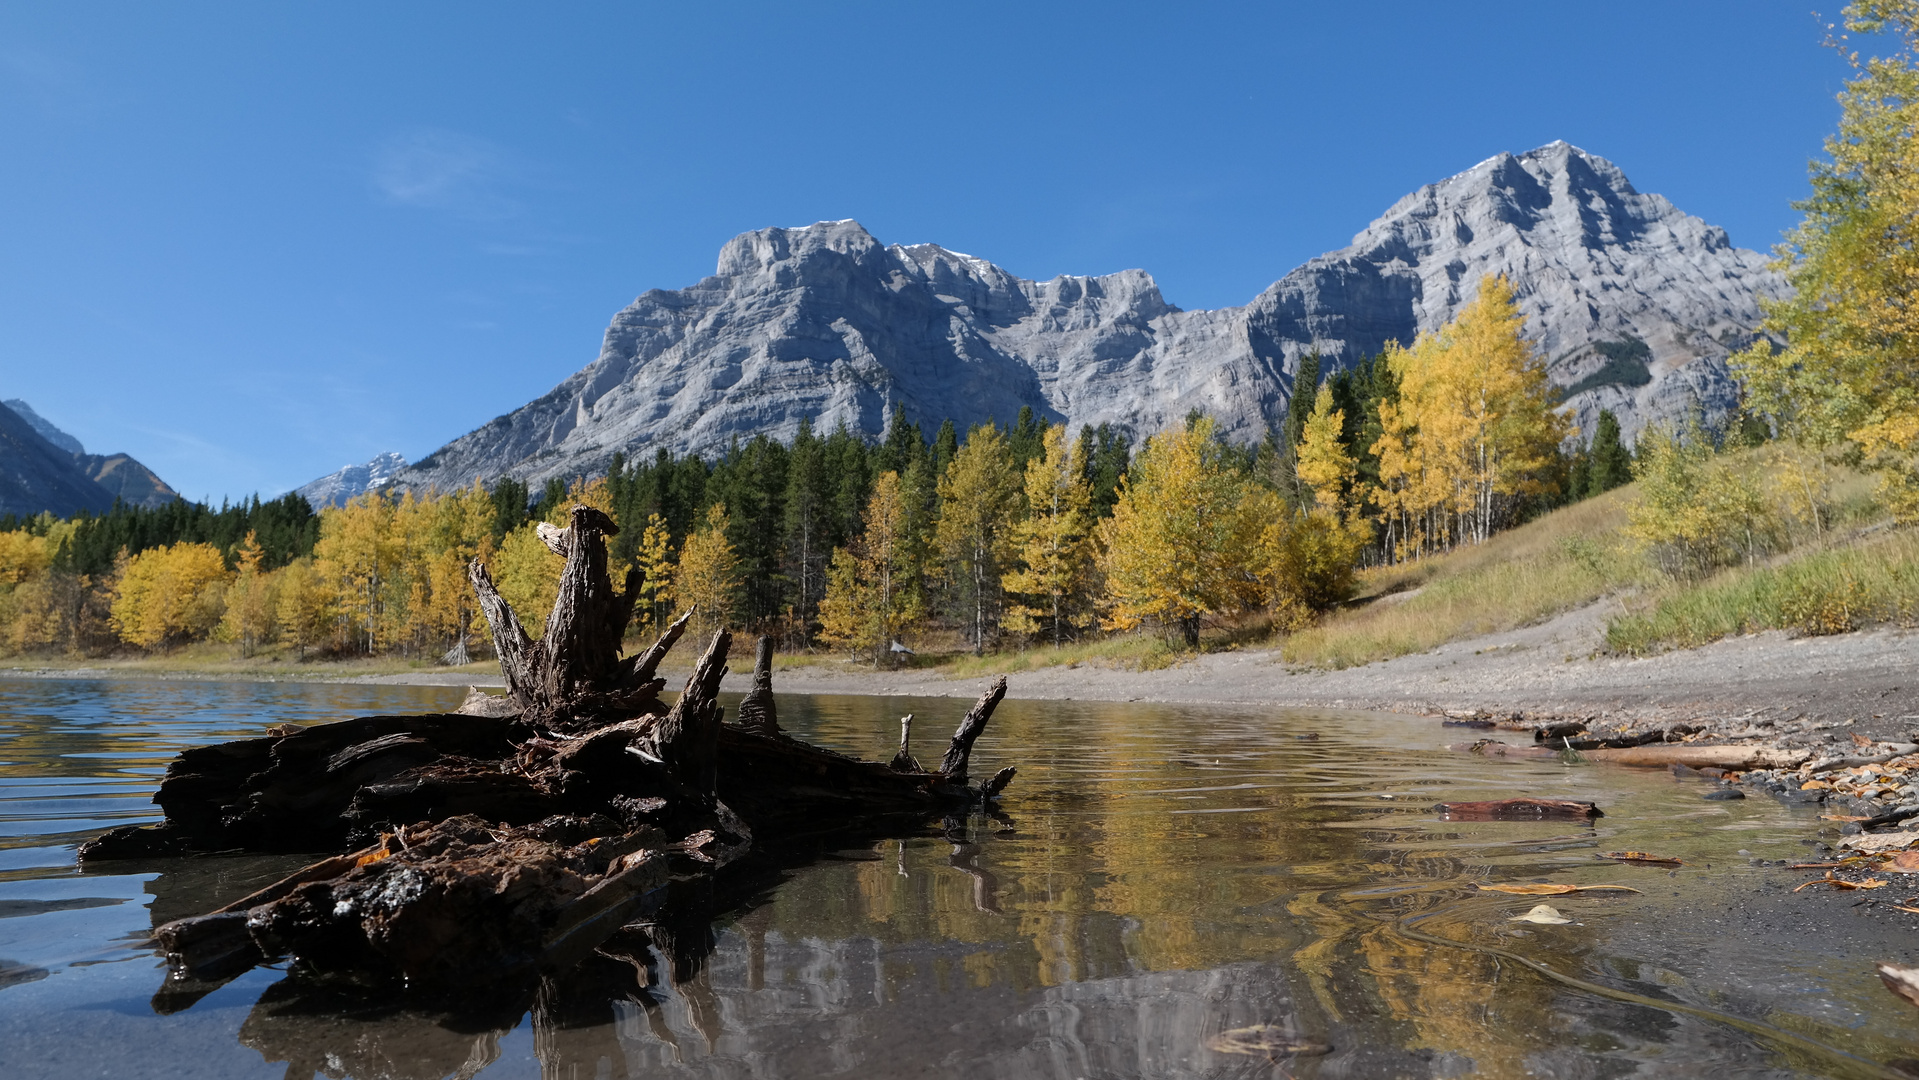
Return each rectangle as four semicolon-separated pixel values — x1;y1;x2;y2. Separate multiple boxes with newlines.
78;453;179;509
392;142;1785;492
0;403;114;519
296;452;408;509
0;398;179;511
4;399;85;455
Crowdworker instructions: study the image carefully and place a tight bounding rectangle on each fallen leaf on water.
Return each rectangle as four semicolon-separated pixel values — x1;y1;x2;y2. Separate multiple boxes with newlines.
1207;1026;1333;1057
1822;814;1872;822
1597;851;1682;866
1510;904;1572;924
1793;875;1888;892
1878;963;1919;1010
1477;883;1641;895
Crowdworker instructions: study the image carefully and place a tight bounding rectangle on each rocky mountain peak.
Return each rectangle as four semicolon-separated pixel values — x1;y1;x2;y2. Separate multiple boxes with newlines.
390;144;1786;493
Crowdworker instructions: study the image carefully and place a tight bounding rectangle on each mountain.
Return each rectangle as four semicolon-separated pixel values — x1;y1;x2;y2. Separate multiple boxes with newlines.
296;452;408;509
4;399;85;455
0;403;115;519
394;142;1784;492
1;398;180;510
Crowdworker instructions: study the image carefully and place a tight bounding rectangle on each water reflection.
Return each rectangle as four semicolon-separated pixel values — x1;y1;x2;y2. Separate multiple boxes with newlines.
4;678;1919;1078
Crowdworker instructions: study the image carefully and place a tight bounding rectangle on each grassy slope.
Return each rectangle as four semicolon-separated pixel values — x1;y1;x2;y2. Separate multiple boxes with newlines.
1281;488;1651;669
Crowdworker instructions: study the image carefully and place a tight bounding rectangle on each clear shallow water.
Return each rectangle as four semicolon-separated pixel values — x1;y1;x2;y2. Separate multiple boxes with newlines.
2;677;1918;1078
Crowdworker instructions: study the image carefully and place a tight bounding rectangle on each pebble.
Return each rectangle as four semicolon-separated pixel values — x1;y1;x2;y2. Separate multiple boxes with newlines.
1704;789;1746;801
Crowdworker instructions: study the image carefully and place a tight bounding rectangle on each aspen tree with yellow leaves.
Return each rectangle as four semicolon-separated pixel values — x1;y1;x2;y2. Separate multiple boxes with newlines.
936;424;1021;653
1001;425;1097;645
110;542;231;649
673;503;742;643
1295;384;1356;513
1371;274;1566;559
818;471;922;664
1732;1;1919;518
1099;417;1263;647
218;532;278;656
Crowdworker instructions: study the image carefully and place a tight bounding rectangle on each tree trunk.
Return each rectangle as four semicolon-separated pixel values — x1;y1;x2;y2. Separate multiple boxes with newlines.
91;506;1019;994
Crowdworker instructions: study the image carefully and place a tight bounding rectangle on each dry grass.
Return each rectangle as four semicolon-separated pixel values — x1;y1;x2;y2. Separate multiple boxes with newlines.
1281;488;1653;669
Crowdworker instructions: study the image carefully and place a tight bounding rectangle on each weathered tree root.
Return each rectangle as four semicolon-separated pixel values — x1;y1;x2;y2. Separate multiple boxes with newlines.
87;504;1017;995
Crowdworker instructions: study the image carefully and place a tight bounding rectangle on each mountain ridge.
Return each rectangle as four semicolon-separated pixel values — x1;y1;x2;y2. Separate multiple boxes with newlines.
388;142;1785;493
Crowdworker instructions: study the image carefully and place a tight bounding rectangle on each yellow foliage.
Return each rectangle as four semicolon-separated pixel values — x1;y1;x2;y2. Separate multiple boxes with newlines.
1371;275;1567;559
936;425;1021;652
1098;417;1264;646
819;472;922;663
632;513;675;635
0;530;53;588
1002;427;1097;645
110;542;231;649
1294;384;1355;513
673;504;741;644
492;522;563;639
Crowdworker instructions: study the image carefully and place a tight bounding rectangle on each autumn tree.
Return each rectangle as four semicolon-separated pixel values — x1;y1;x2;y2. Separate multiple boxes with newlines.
110;542;231;649
1732;1;1919;518
1371;274;1566;558
1099;417;1264;647
935;424;1021;653
218;532;278;657
1294;384;1356;513
1002;426;1096;645
818;471;922;664
673;503;741;643
631;513;675;636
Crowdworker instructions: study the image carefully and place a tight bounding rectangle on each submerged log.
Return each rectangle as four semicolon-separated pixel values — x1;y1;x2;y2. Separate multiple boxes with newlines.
1435;797;1603;821
96;503;1018;994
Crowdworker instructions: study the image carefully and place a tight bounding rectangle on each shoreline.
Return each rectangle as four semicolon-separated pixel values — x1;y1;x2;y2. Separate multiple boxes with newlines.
5;598;1915;733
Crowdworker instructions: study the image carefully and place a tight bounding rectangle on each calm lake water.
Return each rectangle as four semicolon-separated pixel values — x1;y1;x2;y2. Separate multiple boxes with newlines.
2;676;1918;1079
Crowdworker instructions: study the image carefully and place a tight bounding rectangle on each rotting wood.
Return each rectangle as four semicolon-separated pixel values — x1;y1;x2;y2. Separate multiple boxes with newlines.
88;503;1018;995
734;636;779;738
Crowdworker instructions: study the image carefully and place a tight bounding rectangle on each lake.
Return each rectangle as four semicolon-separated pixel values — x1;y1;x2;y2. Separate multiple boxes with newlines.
1;675;1916;1079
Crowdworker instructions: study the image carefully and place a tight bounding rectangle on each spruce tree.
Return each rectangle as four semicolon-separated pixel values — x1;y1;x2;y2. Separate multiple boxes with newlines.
1587;409;1633;494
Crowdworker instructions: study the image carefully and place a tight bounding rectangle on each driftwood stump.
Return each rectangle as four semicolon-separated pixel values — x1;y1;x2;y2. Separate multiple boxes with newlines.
87;502;1018;996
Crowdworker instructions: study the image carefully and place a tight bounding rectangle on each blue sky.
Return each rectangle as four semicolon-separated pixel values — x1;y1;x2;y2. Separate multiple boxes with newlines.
0;2;1862;503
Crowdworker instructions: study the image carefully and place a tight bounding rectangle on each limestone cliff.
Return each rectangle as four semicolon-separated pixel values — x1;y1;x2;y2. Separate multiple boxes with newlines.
395;142;1782;491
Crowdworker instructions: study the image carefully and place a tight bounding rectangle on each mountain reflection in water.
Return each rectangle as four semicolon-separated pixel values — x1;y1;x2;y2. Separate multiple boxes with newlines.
3;677;1919;1079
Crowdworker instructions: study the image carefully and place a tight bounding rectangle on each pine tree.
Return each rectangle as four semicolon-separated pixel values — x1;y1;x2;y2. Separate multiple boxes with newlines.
1587;409;1633;494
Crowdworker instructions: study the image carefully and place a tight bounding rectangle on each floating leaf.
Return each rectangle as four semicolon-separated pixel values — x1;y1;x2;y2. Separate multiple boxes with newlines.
1597;851;1682;866
1207;1026;1333;1057
1477;883;1640;895
1793;875;1888;892
1510;904;1572;924
1821;814;1872;822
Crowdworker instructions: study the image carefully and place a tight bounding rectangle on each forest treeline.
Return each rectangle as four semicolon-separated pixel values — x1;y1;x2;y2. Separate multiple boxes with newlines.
0;275;1643;663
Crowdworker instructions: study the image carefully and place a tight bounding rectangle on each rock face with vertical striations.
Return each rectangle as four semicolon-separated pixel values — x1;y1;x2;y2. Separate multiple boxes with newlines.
393;142;1784;492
